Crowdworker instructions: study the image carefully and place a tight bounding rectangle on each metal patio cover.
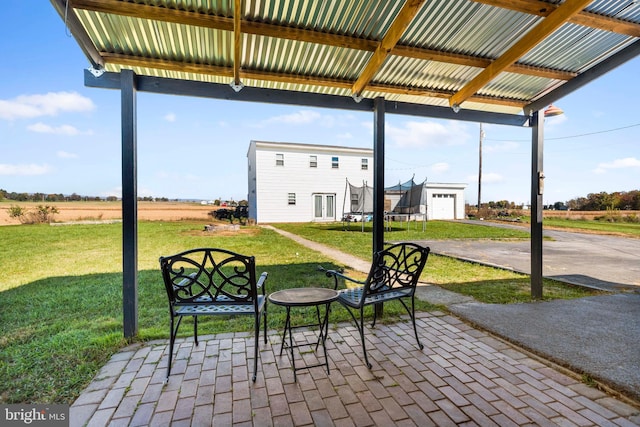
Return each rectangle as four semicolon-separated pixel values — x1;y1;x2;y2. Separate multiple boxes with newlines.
50;0;640;338
52;0;640;118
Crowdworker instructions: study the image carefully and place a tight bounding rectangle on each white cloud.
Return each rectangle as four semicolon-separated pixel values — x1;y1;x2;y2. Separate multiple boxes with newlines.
468;172;504;183
387;120;469;148
261;110;322;126
0;163;52;176
593;157;640;174
431;162;449;173
164;113;176;122
484;141;519;153
27;122;90;136
57;151;78;159
544;112;567;127
0;91;95;120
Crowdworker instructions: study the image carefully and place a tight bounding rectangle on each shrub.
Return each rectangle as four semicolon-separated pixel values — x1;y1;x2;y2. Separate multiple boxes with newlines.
8;205;59;224
7;205;26;221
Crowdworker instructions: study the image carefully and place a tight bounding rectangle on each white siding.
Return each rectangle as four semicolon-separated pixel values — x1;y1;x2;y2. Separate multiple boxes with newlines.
248;141;373;223
425;183;467;220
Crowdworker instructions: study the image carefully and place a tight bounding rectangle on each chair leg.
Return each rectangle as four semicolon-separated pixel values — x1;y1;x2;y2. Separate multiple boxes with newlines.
193;315;199;346
344;306;372;369
263;305;268;344
253;313;260;382
358;307;372;369
399;297;424;350
167;315;183;381
410;296;424;350
371;303;380;328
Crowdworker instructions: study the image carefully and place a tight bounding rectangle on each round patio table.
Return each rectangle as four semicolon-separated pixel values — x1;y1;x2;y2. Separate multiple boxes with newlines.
268;287;338;381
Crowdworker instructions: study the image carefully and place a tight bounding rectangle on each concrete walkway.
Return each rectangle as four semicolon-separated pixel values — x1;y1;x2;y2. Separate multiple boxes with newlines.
68;227;640;426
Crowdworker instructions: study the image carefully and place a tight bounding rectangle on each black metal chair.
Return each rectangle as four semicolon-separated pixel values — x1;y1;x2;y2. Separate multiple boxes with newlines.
321;242;430;368
159;248;268;382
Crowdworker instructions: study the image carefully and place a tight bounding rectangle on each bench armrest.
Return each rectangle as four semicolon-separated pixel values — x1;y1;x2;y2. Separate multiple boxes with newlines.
257;271;268;294
318;265;365;290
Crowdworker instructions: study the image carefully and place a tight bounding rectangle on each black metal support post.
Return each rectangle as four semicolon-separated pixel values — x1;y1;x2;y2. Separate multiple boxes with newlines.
530;111;543;299
121;69;139;338
373;97;385;317
373;97;385;255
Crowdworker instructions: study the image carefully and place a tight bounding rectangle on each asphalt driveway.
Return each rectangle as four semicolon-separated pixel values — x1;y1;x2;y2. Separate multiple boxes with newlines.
420;221;640;291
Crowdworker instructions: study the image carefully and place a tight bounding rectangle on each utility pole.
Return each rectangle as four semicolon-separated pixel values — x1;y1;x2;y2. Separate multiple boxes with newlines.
478;123;484;213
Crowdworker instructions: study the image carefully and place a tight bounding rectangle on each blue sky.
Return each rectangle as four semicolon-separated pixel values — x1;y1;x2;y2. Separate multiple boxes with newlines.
1;4;639;206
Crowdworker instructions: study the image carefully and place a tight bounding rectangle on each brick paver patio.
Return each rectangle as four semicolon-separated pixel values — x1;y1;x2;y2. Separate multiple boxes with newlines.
70;311;640;426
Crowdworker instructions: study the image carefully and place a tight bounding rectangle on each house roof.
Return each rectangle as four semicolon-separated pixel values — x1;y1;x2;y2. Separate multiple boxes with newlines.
251;140;374;155
51;0;640;122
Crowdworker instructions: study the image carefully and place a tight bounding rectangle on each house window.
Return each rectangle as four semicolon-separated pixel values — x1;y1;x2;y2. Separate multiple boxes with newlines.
288;193;296;205
361;158;368;170
309;155;317;168
350;193;360;211
332;156;339;169
276;153;284;166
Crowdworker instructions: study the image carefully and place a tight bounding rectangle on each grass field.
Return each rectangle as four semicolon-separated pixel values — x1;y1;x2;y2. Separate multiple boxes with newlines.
0;209;609;404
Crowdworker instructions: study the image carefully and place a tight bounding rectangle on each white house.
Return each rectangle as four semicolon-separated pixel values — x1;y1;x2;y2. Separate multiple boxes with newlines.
247;141;373;223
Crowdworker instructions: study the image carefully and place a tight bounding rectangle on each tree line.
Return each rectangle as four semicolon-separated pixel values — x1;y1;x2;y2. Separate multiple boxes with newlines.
0;189;168;203
562;190;640;211
473;190;640;212
4;188;638;211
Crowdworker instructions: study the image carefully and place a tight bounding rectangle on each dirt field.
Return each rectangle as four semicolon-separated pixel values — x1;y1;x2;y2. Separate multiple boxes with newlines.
0;201;217;226
2;201;636;226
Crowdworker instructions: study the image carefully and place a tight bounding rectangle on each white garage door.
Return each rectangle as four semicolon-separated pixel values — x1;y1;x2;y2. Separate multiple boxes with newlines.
431;194;455;219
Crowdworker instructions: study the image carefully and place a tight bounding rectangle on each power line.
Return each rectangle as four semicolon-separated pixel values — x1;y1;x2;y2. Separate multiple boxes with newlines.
486;122;640;142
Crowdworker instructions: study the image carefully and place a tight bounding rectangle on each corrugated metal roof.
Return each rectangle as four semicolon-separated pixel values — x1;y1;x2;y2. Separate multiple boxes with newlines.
54;0;640;115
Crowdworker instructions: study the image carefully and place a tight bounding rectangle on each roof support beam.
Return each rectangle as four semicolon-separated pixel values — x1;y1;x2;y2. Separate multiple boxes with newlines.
85;70;529;127
392;45;576;80
474;0;640;38
449;0;594;109
351;0;426;98
373;97;386;255
233;0;242;89
120;69;138;339
530;110;544;299
101;52;527;108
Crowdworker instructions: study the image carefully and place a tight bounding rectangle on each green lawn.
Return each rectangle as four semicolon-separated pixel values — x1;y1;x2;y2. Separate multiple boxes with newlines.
0;219;601;404
541;217;640;237
508;215;640;237
274;222;600;302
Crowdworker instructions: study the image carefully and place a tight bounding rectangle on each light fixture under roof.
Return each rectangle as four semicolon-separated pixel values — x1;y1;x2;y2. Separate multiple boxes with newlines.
543;104;564;117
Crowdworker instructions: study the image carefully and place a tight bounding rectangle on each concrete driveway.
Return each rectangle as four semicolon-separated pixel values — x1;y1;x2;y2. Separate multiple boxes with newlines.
408;221;640;401
421;222;640;291
270;224;640;403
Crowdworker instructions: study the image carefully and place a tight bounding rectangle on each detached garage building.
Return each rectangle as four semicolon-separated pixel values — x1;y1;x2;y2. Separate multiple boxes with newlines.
385;180;467;220
426;183;467;220
247;141;373;223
